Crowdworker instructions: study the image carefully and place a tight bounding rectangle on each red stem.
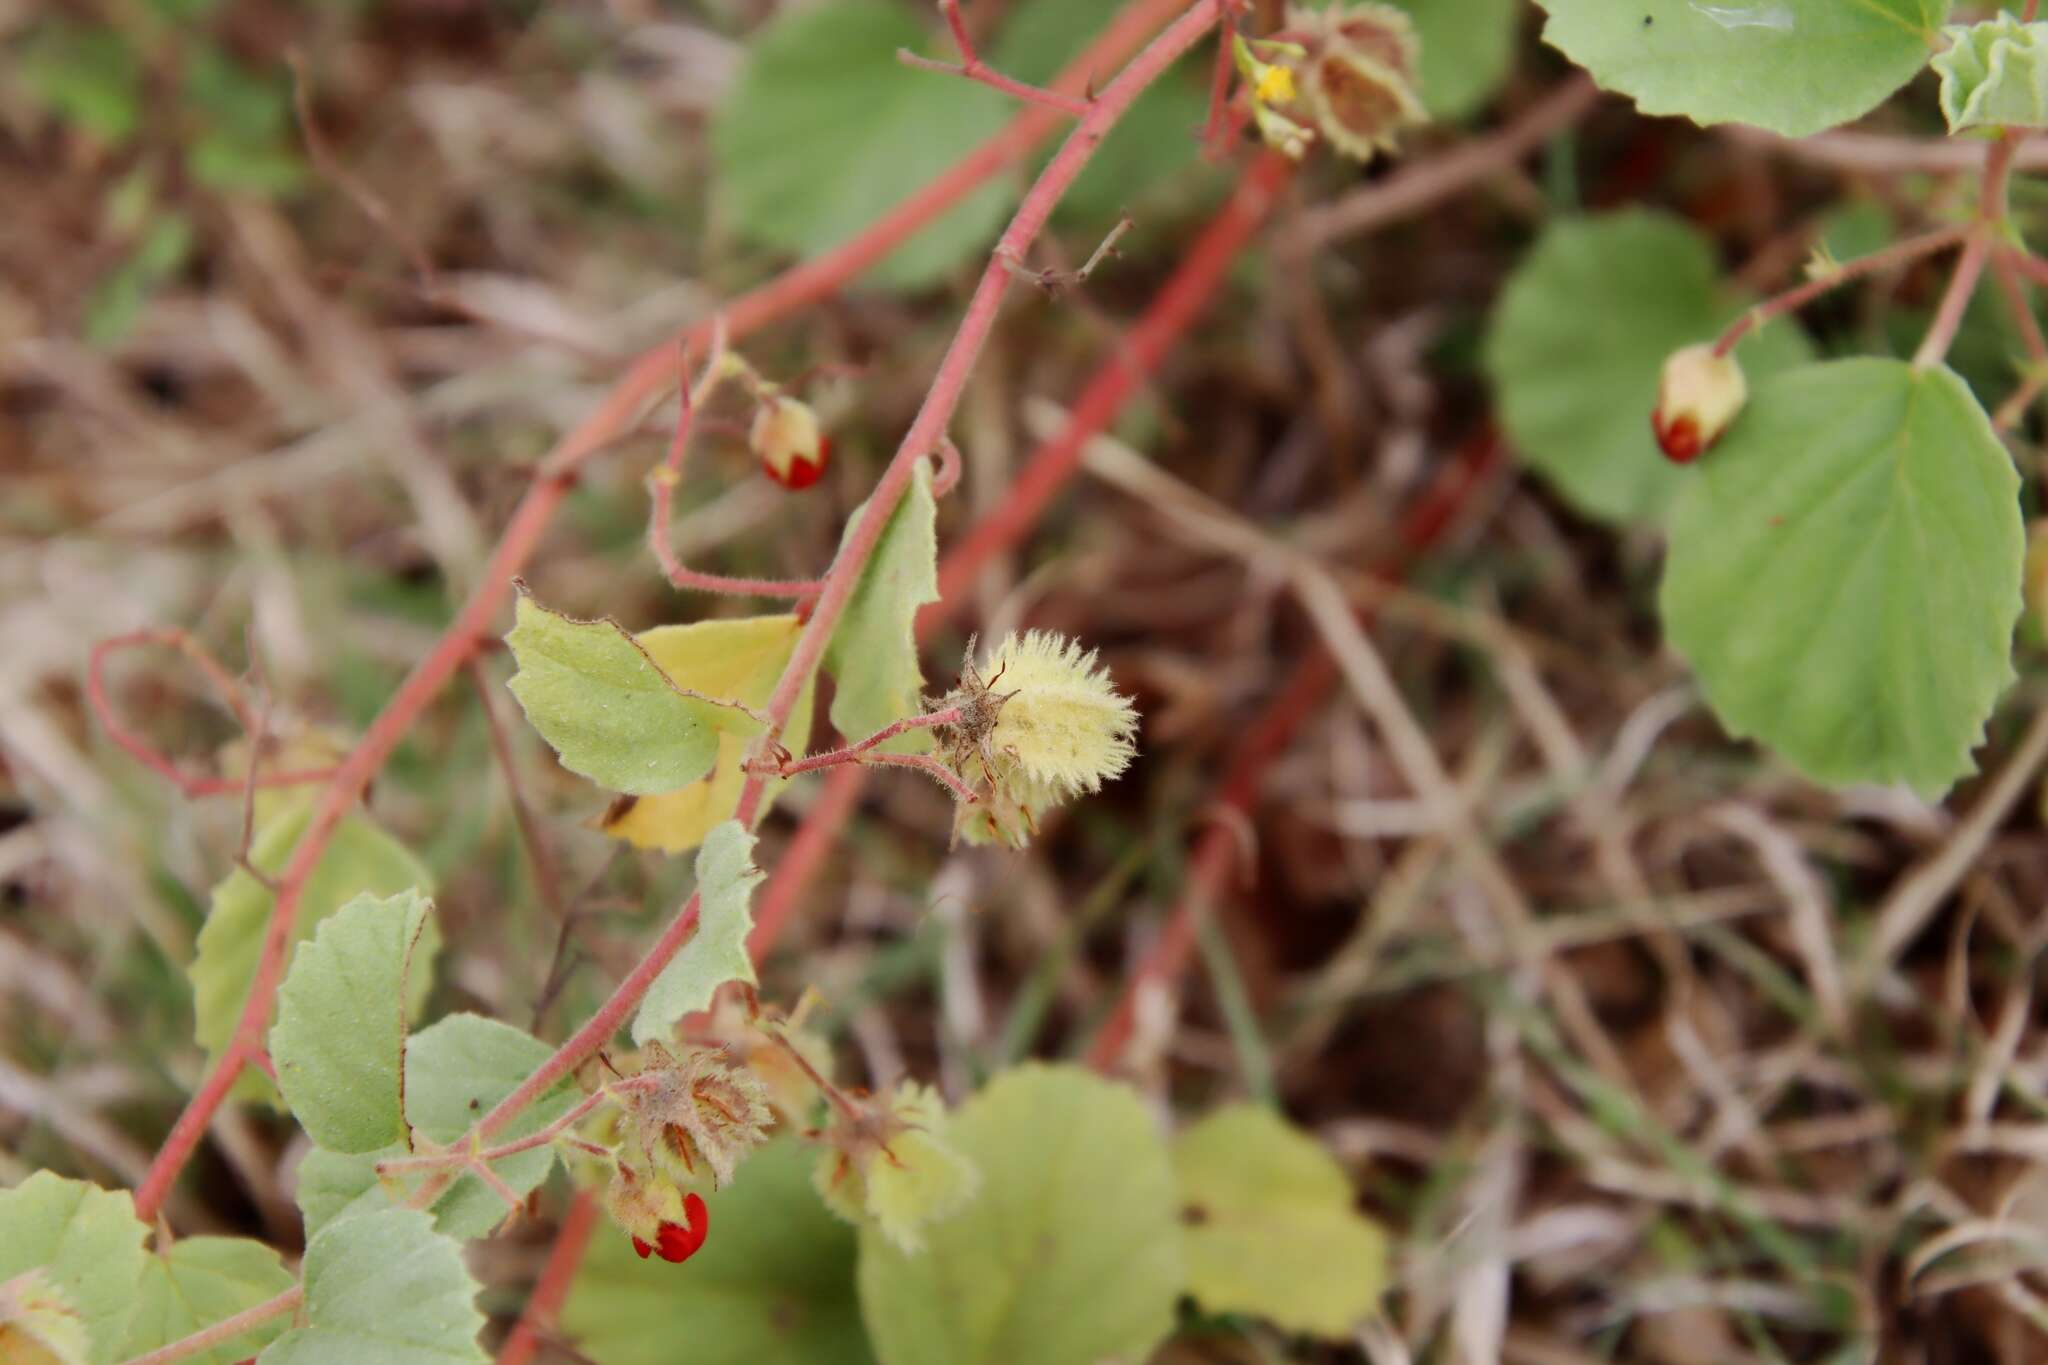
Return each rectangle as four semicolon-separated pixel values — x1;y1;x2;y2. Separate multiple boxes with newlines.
648;340;822;599
496;1190;599;1365
127;0;1193;1226
899;0;1094;117
1086;429;1503;1070
87;631;338;798
1712;223;1968;358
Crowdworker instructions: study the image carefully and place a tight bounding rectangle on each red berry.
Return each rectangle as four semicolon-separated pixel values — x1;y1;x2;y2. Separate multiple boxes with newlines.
751;397;829;491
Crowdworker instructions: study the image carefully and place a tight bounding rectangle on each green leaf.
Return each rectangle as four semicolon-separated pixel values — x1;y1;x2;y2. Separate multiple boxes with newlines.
19;22;143;143
632;821;763;1046
122;1238;295;1365
599;615;817;855
1173;1105;1388;1338
560;1139;872;1365
1936;15;2048;132
1537;0;1950;137
271;890;433;1154
505;592;765;797
713;0;1013;289
1484;210;1812;526
823;460;939;749
857;1064;1181;1365
403;1014;580;1233
260;1208;483;1364
1661;358;2023;797
295;1017;579;1242
992;0;1213;223
0;1175;148;1365
190;797;434;1103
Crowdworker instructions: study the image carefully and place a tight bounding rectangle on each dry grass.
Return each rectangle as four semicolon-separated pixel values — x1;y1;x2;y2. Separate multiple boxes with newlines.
6;2;2048;1361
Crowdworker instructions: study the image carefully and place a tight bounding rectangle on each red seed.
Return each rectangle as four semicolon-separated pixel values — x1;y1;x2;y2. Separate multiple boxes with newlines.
631;1235;654;1260
653;1193;711;1264
1653;413;1702;465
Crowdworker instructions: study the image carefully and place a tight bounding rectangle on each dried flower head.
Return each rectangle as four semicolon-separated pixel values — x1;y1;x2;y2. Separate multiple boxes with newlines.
811;1082;979;1254
625;1042;774;1189
603;1162;710;1265
931;631;1138;847
1293;2;1425;163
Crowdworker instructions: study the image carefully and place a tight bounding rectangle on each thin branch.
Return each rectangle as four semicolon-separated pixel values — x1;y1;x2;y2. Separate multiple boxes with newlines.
118;1286;302;1365
648;335;823;600
745;707;964;780
87;630;336;799
287;50;436;290
467;657;568;924
1992;246;2048;430
1914;134;2018;370
496;1191;600;1365
897;0;1094;116
998;213;1134;297
376;1087;618;1176
1713;224;1970;357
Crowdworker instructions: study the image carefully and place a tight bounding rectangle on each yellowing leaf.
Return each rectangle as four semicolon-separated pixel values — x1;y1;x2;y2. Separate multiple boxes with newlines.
601;615;815;855
0;1174;149;1365
823;461;938;752
631;821;763;1046
1173;1104;1388;1338
504;592;762;798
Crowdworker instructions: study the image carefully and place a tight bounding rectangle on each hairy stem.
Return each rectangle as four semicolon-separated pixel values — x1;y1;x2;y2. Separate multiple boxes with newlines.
118;1287;303;1365
1713;223;1969;358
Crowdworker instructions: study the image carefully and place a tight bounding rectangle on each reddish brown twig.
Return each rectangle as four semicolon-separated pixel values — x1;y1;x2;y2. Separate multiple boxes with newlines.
899;0;1095;116
87;631;337;799
127;0;1192;1226
495;1190;600;1365
1712;223;1969;358
745;707;976;801
647;337;823;600
1085;429;1503;1071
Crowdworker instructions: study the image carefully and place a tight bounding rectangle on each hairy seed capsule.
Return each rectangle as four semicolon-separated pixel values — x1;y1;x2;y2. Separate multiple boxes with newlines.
1652;343;1748;464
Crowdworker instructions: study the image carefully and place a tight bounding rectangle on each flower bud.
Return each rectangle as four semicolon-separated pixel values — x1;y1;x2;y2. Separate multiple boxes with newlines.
749;395;829;490
1652;343;1748;464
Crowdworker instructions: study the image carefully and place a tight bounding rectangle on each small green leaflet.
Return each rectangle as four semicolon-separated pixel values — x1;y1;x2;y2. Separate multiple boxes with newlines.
505;592;764;798
713;0;1011;289
259;1209;484;1364
1484;210;1812;526
1935;15;2048;132
856;1064;1181;1365
822;459;938;751
189;796;435;1105
271;890;433;1154
1537;0;1950;138
1174;1105;1388;1337
0;1174;147;1365
562;1140;873;1365
296;1016;579;1241
632;820;763;1046
1661;359;2022;797
122;1238;295;1365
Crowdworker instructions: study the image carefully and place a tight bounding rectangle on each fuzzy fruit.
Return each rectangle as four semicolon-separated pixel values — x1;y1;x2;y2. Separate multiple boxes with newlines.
750;395;829;490
1652;343;1747;464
